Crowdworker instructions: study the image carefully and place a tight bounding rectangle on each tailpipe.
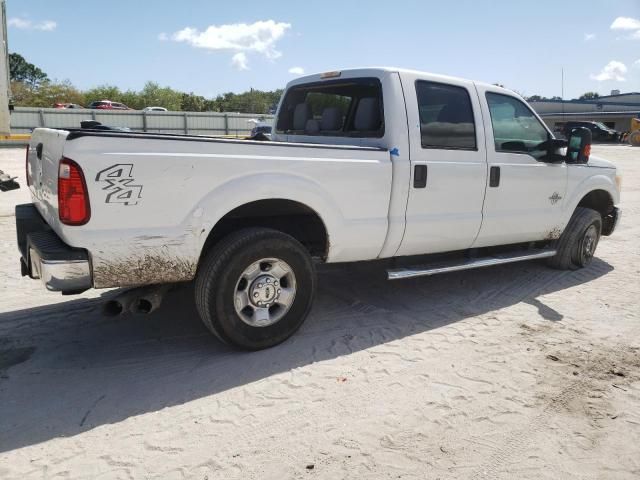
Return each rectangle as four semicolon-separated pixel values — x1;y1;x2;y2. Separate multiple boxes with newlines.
131;285;172;315
103;299;124;316
102;285;172;316
102;288;139;317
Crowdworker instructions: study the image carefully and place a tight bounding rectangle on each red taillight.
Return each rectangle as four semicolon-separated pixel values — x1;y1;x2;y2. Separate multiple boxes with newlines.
58;158;90;225
25;145;31;186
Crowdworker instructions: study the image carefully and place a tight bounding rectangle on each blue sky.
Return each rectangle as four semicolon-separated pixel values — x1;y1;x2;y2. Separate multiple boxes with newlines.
6;0;640;99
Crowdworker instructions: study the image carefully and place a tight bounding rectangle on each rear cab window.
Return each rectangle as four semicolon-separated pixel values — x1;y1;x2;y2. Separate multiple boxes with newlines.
276;78;384;138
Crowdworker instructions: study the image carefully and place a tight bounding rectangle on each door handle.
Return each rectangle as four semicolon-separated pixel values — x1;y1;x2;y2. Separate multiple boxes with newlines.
489;166;500;187
414;165;427;188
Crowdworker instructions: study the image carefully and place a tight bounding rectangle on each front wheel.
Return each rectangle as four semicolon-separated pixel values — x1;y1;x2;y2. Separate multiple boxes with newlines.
547;207;602;270
195;228;316;350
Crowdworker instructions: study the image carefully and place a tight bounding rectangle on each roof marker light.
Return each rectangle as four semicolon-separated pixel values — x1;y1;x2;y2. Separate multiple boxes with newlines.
320;71;341;79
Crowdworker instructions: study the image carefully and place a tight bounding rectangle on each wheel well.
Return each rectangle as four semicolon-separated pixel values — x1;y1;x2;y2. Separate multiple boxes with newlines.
577;190;614;218
200;199;329;262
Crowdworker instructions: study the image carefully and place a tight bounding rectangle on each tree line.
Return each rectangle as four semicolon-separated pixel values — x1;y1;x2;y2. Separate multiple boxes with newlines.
9;52;609;112
9;52;282;113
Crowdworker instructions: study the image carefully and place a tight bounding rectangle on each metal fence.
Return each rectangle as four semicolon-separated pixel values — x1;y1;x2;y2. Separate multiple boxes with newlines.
10;107;275;136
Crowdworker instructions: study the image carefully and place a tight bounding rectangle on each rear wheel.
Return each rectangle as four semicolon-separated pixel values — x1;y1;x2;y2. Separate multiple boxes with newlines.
547;207;602;270
195;228;316;350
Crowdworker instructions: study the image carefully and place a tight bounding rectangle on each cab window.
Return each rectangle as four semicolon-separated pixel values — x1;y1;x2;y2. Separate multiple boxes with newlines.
276;78;384;138
486;93;549;158
416;81;476;150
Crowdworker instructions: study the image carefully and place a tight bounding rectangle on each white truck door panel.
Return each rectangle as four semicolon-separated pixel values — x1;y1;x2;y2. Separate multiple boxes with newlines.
395;73;487;257
473;87;567;247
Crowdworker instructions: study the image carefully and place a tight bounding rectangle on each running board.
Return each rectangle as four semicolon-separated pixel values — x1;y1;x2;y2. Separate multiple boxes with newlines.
387;249;556;280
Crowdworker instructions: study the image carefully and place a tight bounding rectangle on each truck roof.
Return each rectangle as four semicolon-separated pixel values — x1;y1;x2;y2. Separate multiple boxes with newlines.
287;67;515;96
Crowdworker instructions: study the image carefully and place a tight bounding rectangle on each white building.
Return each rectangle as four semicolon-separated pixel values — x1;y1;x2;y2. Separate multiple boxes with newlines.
529;91;640;133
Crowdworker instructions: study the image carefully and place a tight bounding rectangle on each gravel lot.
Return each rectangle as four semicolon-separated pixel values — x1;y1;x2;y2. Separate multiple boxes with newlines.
0;145;639;479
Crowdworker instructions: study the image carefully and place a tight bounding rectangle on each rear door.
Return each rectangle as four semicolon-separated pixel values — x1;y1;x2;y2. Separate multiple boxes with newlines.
472;87;567;247
395;74;487;256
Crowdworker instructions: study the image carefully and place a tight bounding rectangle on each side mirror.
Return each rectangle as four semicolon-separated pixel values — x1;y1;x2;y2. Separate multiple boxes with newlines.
536;138;567;163
566;127;592;163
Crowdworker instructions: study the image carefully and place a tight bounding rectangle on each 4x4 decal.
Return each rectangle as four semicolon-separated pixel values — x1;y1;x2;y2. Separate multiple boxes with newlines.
95;164;143;205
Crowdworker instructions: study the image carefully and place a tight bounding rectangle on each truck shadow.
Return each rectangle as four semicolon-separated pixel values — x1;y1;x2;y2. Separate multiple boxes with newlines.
0;258;613;453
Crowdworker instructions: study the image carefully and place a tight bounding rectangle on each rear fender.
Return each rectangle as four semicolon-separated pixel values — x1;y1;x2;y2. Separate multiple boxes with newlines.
194;172;343;257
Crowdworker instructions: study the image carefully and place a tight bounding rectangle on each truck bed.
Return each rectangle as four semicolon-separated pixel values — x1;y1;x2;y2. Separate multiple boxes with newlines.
26;127;393;288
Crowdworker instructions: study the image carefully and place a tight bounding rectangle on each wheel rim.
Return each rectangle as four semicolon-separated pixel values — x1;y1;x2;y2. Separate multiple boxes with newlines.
234;258;297;327
580;224;598;264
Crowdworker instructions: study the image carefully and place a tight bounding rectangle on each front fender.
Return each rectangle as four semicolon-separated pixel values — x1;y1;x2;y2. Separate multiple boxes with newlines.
561;171;618;226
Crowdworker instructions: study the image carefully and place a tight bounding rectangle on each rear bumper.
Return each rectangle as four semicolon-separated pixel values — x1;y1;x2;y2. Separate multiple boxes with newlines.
602;206;621;236
16;204;92;294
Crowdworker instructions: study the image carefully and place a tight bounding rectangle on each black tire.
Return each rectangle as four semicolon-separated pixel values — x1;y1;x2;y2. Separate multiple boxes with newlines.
547;207;602;270
195;228;316;350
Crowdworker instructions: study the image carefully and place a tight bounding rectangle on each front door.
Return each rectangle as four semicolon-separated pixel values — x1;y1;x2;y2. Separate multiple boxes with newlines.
396;75;488;257
472;88;567;248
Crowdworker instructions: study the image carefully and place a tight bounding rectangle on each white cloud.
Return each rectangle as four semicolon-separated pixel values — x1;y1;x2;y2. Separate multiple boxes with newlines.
584;33;596;41
8;17;57;31
8;18;30;29
590;60;628;81
231;52;249;71
610;17;640;30
635;59;640;67
157;32;169;41
631;30;640;39
171;20;291;59
37;20;57;31
288;66;304;75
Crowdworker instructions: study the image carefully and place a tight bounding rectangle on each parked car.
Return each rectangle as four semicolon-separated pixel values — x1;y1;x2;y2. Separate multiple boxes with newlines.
142;107;168;112
249;122;272;138
18;67;621;350
562;121;619;142
87;100;131;110
54;103;84;109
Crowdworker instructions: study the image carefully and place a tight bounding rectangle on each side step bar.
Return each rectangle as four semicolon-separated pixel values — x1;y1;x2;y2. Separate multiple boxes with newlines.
387;249;556;280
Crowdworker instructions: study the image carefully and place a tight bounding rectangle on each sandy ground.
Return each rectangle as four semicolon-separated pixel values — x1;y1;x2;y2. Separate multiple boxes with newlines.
0;145;639;479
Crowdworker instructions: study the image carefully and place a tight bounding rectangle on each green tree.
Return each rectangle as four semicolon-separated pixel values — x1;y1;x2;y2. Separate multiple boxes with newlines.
181;92;208;112
9;73;284;114
139;81;183;111
84;85;123;105
579;92;600;100
11;79;84;107
9;53;49;87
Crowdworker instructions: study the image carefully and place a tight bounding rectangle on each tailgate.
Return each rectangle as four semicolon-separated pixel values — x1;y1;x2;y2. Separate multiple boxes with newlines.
26;128;71;229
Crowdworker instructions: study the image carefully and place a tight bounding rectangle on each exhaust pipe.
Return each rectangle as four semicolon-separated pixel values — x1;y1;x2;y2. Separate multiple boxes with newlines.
102;285;172;316
102;288;140;317
131;285;171;315
103;299;124;316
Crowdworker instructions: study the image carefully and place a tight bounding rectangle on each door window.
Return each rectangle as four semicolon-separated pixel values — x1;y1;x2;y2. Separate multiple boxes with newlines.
486;93;549;158
416;81;476;150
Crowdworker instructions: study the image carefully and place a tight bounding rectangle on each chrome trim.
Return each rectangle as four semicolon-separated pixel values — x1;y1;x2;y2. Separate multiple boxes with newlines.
387;250;557;280
29;248;91;292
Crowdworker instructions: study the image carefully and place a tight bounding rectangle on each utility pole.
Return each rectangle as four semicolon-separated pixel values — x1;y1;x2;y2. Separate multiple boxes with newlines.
561;67;565;123
0;0;10;135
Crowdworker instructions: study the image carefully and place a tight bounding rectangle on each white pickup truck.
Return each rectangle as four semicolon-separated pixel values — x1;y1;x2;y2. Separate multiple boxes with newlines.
17;67;621;349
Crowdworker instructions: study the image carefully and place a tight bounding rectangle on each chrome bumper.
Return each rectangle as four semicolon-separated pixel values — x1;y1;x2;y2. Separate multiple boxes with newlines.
29;248;91;292
16;203;92;294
